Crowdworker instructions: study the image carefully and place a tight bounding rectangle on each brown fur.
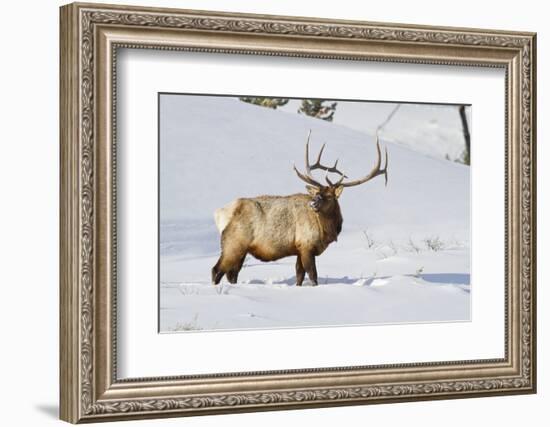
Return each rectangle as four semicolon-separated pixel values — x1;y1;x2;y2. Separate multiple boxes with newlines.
212;187;343;286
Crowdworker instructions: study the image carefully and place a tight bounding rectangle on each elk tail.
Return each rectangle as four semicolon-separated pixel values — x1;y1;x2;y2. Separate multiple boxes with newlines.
214;200;238;234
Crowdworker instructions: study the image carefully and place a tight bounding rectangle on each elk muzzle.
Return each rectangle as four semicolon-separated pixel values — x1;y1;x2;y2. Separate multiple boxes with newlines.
310;194;323;212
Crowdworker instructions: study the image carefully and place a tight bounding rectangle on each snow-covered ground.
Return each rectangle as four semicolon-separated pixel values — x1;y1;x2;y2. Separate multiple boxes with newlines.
159;95;470;332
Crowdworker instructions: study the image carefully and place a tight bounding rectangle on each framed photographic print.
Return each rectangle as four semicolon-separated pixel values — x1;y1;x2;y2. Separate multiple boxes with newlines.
60;2;537;423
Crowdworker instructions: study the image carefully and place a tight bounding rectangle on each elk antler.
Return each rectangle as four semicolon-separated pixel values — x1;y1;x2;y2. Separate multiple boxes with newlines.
340;135;388;187
294;131;388;188
293;130;347;188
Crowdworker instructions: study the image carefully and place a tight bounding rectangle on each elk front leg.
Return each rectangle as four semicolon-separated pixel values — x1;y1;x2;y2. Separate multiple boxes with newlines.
300;252;318;286
295;256;305;286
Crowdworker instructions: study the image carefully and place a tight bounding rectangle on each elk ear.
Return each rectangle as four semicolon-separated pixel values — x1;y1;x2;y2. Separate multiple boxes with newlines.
334;185;344;198
306;185;320;196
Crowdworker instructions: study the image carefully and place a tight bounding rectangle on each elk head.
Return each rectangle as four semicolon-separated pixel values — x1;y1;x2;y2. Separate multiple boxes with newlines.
293;130;388;213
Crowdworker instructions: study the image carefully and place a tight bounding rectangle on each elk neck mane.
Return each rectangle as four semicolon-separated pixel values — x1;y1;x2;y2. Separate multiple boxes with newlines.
306;193;343;245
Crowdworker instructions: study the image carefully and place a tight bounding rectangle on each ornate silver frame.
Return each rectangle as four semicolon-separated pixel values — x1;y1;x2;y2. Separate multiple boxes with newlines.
60;2;536;423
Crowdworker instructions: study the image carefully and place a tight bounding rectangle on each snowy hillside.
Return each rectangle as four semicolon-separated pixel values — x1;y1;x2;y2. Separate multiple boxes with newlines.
159;95;470;332
281;99;470;162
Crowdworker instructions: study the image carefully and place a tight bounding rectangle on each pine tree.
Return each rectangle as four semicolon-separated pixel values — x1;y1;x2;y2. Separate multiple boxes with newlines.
239;97;289;109
298;99;337;122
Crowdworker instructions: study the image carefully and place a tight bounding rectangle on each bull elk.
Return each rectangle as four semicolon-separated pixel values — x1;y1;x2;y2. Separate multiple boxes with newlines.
212;131;388;286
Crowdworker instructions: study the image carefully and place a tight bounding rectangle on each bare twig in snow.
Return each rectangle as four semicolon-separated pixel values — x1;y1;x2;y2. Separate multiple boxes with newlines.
362;229;377;249
407;237;421;253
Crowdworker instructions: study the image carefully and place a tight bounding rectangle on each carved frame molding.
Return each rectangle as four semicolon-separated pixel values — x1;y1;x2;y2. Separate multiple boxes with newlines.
60;2;536;423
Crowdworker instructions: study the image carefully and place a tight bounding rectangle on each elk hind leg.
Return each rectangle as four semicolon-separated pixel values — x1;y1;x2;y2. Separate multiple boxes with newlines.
212;254;243;285
226;254;247;284
212;241;248;285
211;258;225;285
